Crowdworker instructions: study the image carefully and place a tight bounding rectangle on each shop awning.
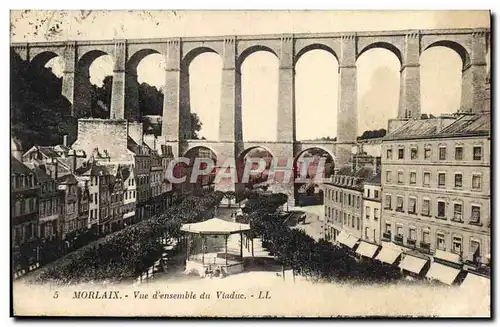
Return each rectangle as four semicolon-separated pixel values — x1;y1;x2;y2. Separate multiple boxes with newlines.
460;272;490;291
336;231;349;245
339;233;359;249
434;249;461;264
426;262;461;285
375;246;402;264
399;254;429;274
355;241;379;258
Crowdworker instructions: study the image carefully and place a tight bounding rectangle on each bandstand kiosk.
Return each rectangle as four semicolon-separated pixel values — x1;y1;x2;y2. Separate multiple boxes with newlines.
181;218;251;276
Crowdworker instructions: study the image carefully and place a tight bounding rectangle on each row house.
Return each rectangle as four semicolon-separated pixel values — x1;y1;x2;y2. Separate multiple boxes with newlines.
127;136;152;221
122;164;137;226
11;157;40;268
381;113;490;280
322;166;376;248
27;165;59;240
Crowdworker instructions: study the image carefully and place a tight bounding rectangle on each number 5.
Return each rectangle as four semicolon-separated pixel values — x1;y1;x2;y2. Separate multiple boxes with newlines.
53;291;59;299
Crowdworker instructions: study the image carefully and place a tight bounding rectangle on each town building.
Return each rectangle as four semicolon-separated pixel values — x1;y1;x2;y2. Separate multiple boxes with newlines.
127;136;152;221
11;156;40;269
381;113;491;278
56;173;80;239
121;164;137;226
322;166;376;247
362;173;382;244
26;165;60;240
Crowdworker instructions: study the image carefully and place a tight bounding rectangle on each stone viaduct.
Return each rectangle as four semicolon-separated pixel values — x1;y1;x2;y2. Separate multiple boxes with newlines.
11;28;490;201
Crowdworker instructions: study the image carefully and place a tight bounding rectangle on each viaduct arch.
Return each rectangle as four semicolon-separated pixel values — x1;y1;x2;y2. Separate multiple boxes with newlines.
11;28;490;204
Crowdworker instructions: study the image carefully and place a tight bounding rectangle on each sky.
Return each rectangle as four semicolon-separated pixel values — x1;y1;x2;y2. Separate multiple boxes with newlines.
11;10;490;141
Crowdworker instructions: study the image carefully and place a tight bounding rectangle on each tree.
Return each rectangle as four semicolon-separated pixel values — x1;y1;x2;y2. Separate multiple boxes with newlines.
223;191;236;207
357;128;387;140
10;50;77;150
190;112;203;139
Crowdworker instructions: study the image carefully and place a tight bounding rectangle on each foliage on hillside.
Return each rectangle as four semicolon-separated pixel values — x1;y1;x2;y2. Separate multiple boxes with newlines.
10;50;77;150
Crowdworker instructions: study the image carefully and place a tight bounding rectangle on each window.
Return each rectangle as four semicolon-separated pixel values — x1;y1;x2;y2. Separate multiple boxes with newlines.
409;228;416;240
351;215;355;228
365;227;370;239
386;170;392;183
94;193;98;204
453;203;463;221
335;191;338;202
374;190;379;198
410;171;416;185
453;237;462;254
398;148;404;159
422;199;430;216
421;172;430;187
471;206;481;224
90;210;93;219
439;147;447;160
385;223;391;233
472;174;482;190
386;148;393;159
424;147;431;160
408;197;416;214
385;194;392;209
473;146;482;160
396;226;403;237
411;147;418;160
374;208;379;220
340;192;343;203
437;233;446;250
356;217;360;230
396;196;404;212
437;201;446;218
348;194;351;206
356;196;360;208
367;189;371;198
454;173;463;188
343;213;347;224
365;206;371;219
397;171;404;184
419;231;429;245
455;146;463;160
438;173;446;187
470;240;481;260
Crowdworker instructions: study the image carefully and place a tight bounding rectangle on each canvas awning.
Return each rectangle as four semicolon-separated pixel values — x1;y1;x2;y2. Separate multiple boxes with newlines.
336;231;349;245
355;241;379;258
339;233;359;249
426;262;461;285
375;246;402;264
434;249;462;265
460;272;490;291
181;218;251;235
399;254;429;274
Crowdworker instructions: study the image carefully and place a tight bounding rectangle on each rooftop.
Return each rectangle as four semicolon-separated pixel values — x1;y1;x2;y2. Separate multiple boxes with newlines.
384;113;490;141
11;157;33;175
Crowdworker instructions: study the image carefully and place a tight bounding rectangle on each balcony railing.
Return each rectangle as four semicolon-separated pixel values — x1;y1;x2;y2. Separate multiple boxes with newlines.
382;232;391;240
407;239;416;247
394;234;404;244
419;241;431;253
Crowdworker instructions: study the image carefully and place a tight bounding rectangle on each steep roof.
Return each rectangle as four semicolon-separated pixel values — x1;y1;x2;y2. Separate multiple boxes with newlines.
365;173;381;185
439;113;490;137
56;173;78;184
384;113;490;141
28;165;53;182
11;157;33;175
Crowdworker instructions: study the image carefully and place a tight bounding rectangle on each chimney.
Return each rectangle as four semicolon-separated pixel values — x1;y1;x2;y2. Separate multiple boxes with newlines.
68;150;77;173
63;135;68;147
